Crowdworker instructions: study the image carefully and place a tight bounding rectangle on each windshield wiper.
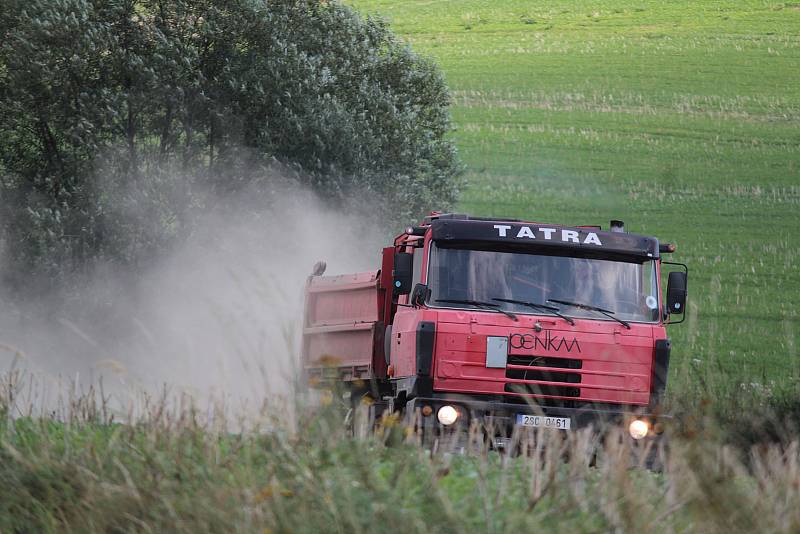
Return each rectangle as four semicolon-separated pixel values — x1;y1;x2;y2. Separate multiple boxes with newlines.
547;298;631;329
435;299;518;321
492;298;575;326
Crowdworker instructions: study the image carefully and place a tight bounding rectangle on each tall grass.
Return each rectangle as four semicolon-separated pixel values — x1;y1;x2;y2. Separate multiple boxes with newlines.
2;369;800;532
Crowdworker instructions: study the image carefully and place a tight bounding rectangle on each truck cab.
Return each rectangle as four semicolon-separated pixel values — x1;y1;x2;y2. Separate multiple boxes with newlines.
303;213;687;440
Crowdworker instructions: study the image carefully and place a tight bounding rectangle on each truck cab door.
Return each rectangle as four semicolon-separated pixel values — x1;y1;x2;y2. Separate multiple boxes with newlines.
388;244;429;377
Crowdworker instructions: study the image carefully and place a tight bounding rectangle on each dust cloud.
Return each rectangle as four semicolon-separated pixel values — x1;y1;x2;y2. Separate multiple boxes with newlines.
0;184;387;418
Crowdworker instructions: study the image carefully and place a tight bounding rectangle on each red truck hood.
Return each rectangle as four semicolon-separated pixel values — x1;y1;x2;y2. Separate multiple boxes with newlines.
432;309;655;406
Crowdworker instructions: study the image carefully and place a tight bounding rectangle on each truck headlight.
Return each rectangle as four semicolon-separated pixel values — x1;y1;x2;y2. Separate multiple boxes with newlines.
628;419;649;440
437;405;459;426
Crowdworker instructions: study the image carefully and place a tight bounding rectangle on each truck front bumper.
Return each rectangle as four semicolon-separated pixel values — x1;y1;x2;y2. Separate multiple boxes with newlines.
405;395;668;437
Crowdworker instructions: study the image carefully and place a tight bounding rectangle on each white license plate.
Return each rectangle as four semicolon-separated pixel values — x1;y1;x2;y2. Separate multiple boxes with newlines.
516;414;571;430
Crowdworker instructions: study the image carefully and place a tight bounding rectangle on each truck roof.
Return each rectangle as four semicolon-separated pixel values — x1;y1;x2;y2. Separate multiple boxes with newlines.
426;214;660;261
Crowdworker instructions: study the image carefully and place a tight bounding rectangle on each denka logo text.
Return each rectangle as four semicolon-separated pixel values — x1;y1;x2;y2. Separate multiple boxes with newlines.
509;332;582;353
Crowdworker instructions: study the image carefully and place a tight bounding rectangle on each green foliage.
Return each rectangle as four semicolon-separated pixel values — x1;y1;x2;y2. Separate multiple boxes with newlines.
0;0;460;290
2;389;800;533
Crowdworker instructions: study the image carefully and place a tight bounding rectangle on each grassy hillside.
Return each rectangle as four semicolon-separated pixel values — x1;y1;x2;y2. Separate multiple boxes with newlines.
350;0;800;402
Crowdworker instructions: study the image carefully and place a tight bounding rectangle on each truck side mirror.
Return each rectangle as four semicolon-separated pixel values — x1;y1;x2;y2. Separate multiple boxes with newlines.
666;271;687;315
392;252;413;296
410;283;430;307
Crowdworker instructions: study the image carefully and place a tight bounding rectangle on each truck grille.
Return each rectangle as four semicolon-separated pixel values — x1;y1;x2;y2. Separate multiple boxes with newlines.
507;355;582;369
505;355;582;384
504;355;582;398
504;383;581;398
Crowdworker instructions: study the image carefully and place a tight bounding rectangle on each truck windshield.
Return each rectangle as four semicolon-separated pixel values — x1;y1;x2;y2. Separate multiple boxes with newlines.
428;245;660;323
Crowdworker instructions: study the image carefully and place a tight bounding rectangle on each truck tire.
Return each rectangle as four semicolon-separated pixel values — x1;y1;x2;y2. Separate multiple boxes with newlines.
384;324;393;365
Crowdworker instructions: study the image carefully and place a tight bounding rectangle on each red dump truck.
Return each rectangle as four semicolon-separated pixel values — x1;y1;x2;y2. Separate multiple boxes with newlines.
302;212;687;441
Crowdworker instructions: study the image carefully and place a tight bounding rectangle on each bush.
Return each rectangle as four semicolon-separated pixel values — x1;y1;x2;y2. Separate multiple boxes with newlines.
0;0;460;292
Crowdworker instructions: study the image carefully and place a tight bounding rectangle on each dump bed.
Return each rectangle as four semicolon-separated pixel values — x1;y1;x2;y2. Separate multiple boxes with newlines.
302;271;383;381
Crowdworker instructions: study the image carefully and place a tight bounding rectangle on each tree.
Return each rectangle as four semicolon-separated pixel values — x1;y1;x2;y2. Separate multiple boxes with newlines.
0;0;460;291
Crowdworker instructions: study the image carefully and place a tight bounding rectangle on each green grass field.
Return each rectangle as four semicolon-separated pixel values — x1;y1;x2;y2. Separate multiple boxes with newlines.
351;0;800;402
